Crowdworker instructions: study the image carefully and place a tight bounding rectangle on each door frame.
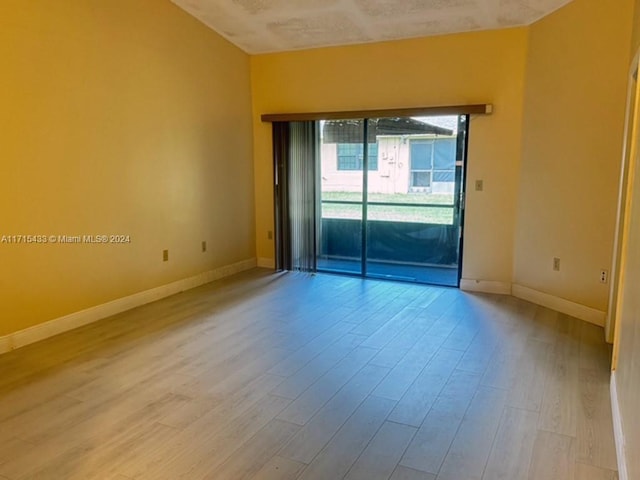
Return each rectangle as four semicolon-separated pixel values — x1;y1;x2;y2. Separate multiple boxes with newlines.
610;50;640;356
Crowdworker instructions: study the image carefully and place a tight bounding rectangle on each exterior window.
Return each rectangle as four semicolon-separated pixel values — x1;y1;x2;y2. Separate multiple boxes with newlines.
337;143;378;171
410;140;434;190
411;171;432;187
433;138;456;183
410;138;457;193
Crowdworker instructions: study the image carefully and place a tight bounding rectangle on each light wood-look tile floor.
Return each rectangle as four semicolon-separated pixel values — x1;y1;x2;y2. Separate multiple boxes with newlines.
0;269;618;480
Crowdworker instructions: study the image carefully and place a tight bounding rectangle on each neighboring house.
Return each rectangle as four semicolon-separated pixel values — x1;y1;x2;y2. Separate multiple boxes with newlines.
320;118;458;195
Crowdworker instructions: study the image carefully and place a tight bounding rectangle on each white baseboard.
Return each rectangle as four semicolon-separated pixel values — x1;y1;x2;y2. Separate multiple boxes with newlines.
460;278;512;295
611;371;628;480
257;257;276;269
0;257;257;355
511;284;606;326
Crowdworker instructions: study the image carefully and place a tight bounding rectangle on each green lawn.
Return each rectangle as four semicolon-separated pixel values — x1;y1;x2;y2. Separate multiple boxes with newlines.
322;191;454;205
321;192;455;224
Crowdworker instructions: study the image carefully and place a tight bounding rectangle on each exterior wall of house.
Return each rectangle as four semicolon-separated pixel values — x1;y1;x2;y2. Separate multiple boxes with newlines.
320;135;456;195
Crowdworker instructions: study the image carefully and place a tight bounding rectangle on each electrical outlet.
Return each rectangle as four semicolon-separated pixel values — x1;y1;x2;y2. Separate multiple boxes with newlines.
202;241;207;253
268;230;273;240
553;257;560;271
600;269;608;284
475;180;484;191
163;249;169;262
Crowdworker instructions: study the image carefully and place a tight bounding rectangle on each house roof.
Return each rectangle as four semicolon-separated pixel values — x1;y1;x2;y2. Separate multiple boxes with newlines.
323;118;453;143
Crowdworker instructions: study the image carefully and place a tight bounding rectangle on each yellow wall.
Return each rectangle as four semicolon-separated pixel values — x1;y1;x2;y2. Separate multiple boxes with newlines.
633;0;640;55
513;0;633;311
613;0;640;476
251;29;529;284
0;0;254;336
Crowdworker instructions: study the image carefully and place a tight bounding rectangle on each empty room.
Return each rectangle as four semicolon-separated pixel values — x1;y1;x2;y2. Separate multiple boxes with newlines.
1;0;639;479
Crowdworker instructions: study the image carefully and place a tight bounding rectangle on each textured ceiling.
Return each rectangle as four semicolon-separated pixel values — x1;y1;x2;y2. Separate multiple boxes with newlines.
171;0;573;54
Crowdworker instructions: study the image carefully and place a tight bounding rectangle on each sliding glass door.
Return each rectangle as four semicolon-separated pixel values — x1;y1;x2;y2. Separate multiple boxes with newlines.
317;115;468;286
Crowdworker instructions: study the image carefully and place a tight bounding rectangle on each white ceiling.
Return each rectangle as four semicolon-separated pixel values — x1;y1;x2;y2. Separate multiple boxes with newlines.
171;0;573;54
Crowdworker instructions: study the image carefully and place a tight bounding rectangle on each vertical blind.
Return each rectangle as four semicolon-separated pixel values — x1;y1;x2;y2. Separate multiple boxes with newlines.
273;121;318;272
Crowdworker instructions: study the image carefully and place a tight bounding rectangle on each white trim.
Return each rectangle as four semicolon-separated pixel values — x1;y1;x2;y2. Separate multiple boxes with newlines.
611;371;628;480
257;257;276;269
0;258;257;355
606;51;640;344
511;284;606;326
459;278;512;295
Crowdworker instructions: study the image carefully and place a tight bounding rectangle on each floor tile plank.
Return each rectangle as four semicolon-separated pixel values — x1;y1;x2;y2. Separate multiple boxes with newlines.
576;367;618;471
437;385;509;480
527;430;576;480
251;455;306;480
390;466;436;480
296;395;396;480
399;369;481;474
387;348;463;427
482;407;539;480
203;419;300;480
344;421;416;480
538;315;581;437
278;364;390;464
276;346;379;425
575;463;619;480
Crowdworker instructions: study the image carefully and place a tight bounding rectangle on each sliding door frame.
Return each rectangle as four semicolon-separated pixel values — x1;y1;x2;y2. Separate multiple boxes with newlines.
454;115;471;286
361;119;370;277
268;104;489;284
316;115;470;286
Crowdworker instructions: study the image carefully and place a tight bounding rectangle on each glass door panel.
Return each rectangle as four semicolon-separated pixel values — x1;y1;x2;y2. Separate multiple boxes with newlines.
316;115;467;287
317;119;364;274
365;116;465;286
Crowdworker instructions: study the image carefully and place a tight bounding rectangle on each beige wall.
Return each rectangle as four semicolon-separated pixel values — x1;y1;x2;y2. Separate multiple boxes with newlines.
251;29;529;282
513;0;633;311
0;0;254;336
613;0;640;477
